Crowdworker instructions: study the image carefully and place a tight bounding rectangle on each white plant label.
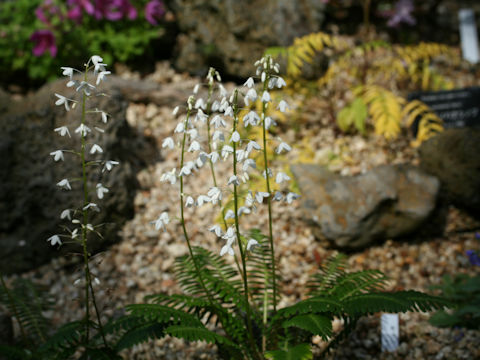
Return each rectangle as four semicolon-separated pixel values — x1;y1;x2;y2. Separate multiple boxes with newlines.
381;313;399;352
459;9;480;64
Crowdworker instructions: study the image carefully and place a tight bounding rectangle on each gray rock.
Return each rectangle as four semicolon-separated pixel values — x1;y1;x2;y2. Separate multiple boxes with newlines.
291;163;440;248
0;75;158;274
419;128;480;219
170;0;326;78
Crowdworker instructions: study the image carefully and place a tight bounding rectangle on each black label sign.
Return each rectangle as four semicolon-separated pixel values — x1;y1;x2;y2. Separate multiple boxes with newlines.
408;87;480;133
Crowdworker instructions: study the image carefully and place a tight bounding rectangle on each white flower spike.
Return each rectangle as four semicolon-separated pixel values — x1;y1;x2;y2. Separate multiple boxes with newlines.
47;235;62;246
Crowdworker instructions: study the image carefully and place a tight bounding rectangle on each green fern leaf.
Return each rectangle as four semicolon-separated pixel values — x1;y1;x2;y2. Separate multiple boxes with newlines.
166;325;240;349
0;344;33;360
114;321;167;351
265;343;313;360
282;314;333;340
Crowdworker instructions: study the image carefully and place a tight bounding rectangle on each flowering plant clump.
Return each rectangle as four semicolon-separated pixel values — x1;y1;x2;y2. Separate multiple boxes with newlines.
0;0;166;84
104;56;450;359
47;55;116;351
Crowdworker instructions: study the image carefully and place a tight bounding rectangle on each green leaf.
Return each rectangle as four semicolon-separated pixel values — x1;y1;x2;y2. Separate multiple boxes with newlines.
166;325;240;349
283;314;333;340
337;97;367;134
265;343;313;360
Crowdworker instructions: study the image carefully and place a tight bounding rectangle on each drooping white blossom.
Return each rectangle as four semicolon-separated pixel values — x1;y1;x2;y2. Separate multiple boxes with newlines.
153;212;170;231
96;183;109;199
57;179;72;190
50;150;64;162
47;235;62;246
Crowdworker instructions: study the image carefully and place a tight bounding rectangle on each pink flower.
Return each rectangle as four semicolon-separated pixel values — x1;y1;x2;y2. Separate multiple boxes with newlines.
145;0;165;26
386;0;416;27
30;30;57;57
94;0;137;21
35;0;64;25
67;0;95;23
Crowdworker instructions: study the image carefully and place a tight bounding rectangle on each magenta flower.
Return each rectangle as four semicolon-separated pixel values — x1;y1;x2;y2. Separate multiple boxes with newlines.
67;0;95;23
145;0;165;26
94;0;137;21
30;30;57;57
36;0;64;25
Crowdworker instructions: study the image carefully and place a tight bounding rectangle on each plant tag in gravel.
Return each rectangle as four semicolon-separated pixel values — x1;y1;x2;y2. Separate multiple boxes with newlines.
381;313;399;352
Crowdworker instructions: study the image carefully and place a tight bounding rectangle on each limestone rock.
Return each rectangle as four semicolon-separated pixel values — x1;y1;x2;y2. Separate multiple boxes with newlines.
291;163;440;248
170;0;327;78
419;128;480;219
0;76;158;274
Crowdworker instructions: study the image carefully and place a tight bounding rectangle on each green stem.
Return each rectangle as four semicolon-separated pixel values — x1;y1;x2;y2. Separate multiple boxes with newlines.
231;90;261;359
261;62;277;314
80;70;90;343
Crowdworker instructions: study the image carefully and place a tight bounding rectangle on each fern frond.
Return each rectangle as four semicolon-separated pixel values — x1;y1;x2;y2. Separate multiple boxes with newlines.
342;291;451;315
0;344;33;360
125;304;203;327
166;325;240;349
282;314;333;341
265;343;313;360
39;320;82;353
114;321;168;351
306;254;347;294
402;99;443;146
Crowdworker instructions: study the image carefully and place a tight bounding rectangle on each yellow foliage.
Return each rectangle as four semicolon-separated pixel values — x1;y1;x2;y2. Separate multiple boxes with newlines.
356;85;405;140
402;100;443;147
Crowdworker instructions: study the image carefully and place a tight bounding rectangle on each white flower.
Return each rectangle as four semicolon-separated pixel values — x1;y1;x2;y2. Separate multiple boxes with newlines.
224;106;234;117
47;235;62;246
66;80;78;88
227;175;239;186
188;140;201;152
160;168;177;184
244;77;255;88
96;183;109;199
275;142;292;154
103;160;119;172
221;145;234;160
255;191;270;203
242;159;256;172
211;115;226;128
61;67;74;79
209;225;223;237
245;88;257;105
172;106;180;116
194;98;206;110
243;111;260;127
276;77;286;88
212;130;225;142
238;206;251;216
174;122;185;133
246;239;259;251
54;126;71;137
50;150;64;162
261;91;271;103
153;212;169;231
193;84;200;94
210;151;220;163
277;100;290;113
246;141;261;153
230;131;240;143
285;192;300;204
75;124;91;137
275;172;291;184
90;144;103;154
261;72;266;83
95;127;105;133
60;209;71;220
162;137;175;149
265;116;276;130
76;81;96;96
207;187;222;204
96;70;111;85
224;209;235;220
263;168;273;179
83;203;100;212
197;195;211;206
101;111;108;123
185;196;195;207
195;109;208;123
220;237;235;256
188;128;198;140
196;152;209;167
55;93;71;111
273;191;283;201
90;55;107;75
57;179;71;190
268;77;277;89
